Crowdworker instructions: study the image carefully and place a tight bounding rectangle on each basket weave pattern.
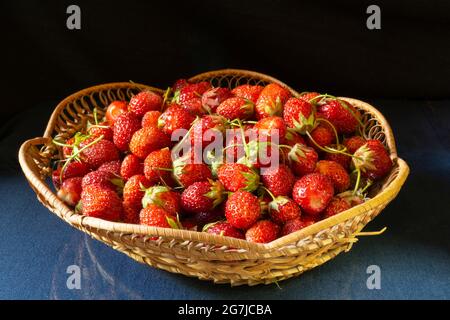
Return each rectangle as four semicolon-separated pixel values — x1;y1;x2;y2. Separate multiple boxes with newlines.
19;70;409;285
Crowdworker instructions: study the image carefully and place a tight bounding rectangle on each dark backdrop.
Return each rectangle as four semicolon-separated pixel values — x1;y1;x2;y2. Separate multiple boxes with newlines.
2;0;450;121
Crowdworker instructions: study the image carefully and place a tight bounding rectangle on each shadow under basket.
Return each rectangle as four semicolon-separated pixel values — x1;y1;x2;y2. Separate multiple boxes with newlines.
19;69;409;286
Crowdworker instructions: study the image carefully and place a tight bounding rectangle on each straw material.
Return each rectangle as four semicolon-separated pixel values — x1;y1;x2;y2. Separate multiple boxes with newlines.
18;69;409;285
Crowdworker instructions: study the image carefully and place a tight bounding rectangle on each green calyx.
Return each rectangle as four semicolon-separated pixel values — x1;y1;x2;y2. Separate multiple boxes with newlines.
352;144;376;172
268;196;290;213
204;179;226;208
291;111;315;134
142;185;170;209
287;143;307;163
263;96;283;116
241;170;260;193
239;99;255;117
166;213;182;229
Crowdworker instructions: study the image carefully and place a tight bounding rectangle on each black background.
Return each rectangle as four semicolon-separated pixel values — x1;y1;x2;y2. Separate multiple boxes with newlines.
2;0;450;122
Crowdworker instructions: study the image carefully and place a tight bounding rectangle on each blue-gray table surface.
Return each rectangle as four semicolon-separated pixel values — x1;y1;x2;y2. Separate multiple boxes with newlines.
0;99;449;299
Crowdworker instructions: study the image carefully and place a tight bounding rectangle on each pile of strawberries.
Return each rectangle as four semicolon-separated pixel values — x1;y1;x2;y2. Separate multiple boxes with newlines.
52;79;393;244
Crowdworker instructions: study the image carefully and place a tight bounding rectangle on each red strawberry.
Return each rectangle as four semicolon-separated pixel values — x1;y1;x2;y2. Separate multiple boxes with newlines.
261;164;295;197
281;217;315;236
143;148;173;185
315;160;350;193
129;126;171;159
57;177;82;206
62;137;75;159
225;190;261;229
287;143;318;177
292;173;334;216
255;83;291;119
120;154;144;180
299;92;320;103
98;160;121;176
254;116;287;144
141;110;162;128
201;87;233;113
269;196;301;225
81;185;122;221
324;146;351;170
122;175;151;223
323;196;351;219
123;205;141;224
88;121;113;141
52;161;90;188
81;170;122;191
190;115;227;149
129;90;163;117
172;79;189;91
285;130;306;147
180;218;198;230
113;112;141;152
158;103;195;136
245;220;280;243
194;209;224;228
142;185;181;215
283;97;315;133
180;98;204;116
343;136;367;154
181;180;224;214
216;97;254;120
80;138;120;169
307;123;335;151
178;81;211;105
204;221;244;239
217;163;260;192
231;84;264;104
352;140;392;180
317;99;361;134
139;204;178;228
173;162;212;188
223;125;254;163
106;100;128;125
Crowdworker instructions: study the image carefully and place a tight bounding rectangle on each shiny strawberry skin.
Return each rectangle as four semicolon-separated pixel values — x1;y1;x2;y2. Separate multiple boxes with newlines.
81;185;122;221
113;112;141;152
201;87;233;113
158;103;195;135
139;204;176;228
315;160;350;193
129;126;171;159
216;97;254;120
143;187;181;215
143;148;173;185
317;99;361;134
57;177;82;206
343;136;367;154
283;98;315;133
292;173;334;216
80;139;120;169
324;149;351;170
81;170;116;191
178;82;211;105
189;115;227;149
106;100;128;126
299;92;320;103
52;161;90;188
288;143;319;177
281;217;315;236
245;220;280;243
175;163;212;188
129;90;163;117
205;221;244;239
98;160;121;176
323;197;351;219
172;79;189;91
353;140;392;180
123;175;151;210
255;83;291;119
181;181;223;214
217;163;260;192
307;123;335;151
231;84;264;104
254;116;287;144
269;197;301;225
141;110;162;128
225;190;261;230
89;121;113;141
261;164;295;197
120;154;144;180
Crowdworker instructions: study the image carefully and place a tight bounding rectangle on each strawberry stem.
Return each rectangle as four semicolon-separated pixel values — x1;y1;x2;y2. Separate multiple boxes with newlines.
352;168;361;195
316;117;340;145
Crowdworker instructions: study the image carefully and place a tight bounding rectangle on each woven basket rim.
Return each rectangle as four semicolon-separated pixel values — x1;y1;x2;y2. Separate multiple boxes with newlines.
19;71;409;254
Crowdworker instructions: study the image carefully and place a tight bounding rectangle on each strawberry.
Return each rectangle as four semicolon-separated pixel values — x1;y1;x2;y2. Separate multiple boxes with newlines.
57;177;82;206
261;164;295;197
62;137;75;159
324;146;351;170
201;87;233;113
98;160;121;176
81;185;122;221
317;99;361;134
143;148;173;185
315;160;350;193
284;130;306;147
255;83;291;119
307;123;335;151
323;196;351;219
343;136;367;154
80;138;120;169
106;100;128;125
158;103;195;135
113;112;141;152
173;162;212;188
142;185;181;215
172;79;189;91
190;115;227;149
88;121;113;141
122;175;152;223
180;180;225;214
141;110;162;128
217;163;260;192
254;116;287;144
194;208;224;228
287;143;318;177
180;218;198;230
225;190;261;229
129;90;163;117
204;221;244;239
352;139;392;180
178;81;211;105
81;170;123;192
245;220;280;243
292;173;334;216
231;84;264;104
139;204;178;228
223;125;253;163
52;161;90;188
120;154;144;180
129;126;171;159
283;97;315;134
269;196;301;225
281;217;315;236
216;97;254;120
180;98;204;116
299;92;320;103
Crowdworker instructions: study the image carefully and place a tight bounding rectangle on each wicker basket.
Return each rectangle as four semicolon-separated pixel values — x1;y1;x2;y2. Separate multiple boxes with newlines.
18;69;409;286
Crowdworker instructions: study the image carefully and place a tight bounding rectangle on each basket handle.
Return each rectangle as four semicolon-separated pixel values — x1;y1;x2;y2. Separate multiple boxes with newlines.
18;137;73;219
